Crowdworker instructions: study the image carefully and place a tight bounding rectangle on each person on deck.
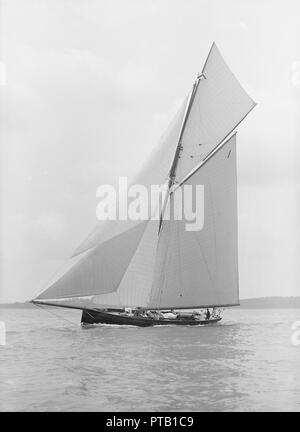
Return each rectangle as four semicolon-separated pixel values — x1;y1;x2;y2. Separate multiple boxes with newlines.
163;309;177;319
146;310;154;319
125;307;133;317
192;311;201;320
134;308;143;317
205;308;211;320
212;307;219;318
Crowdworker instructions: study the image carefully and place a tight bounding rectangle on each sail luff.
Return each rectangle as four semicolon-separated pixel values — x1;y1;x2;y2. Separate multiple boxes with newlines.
158;87;193;231
201;41;216;74
168;77;200;186
159;76;203;231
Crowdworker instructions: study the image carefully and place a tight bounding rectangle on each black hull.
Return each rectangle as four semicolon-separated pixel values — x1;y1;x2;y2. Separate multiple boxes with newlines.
81;309;222;327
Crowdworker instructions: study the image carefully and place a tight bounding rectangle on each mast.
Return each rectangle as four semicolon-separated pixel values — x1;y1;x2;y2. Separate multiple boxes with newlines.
165;43;217;193
168;74;205;189
159;72;205;231
32;43;255;312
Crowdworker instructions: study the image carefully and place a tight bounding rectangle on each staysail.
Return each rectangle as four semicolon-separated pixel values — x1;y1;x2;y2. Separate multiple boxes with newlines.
33;43;255;310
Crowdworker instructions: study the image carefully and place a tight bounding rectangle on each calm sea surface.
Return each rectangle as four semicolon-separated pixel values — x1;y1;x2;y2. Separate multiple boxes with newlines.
0;307;299;412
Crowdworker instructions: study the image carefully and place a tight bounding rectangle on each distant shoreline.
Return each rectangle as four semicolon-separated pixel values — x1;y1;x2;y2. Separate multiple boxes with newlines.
0;297;300;309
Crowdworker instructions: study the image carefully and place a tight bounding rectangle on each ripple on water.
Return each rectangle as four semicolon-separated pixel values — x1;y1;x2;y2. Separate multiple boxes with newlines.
1;308;300;411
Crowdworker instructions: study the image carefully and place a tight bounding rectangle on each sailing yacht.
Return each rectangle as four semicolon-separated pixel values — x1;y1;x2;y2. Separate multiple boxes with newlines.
32;43;256;327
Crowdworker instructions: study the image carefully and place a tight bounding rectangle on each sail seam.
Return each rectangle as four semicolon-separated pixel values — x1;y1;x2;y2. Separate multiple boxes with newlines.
207;175;219;293
192;229;216;294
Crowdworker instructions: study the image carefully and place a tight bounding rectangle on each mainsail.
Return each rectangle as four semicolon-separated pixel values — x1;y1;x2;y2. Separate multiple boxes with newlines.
149;134;238;309
33;43;255;311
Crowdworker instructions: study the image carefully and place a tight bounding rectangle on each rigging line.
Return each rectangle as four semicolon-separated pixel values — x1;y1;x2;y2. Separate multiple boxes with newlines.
31;257;72;300
84;309;97;320
167;79;201;179
157;216;173;310
158;195;179;309
168;75;202;186
234;148;240;303
159;75;202;233
33;302;81;328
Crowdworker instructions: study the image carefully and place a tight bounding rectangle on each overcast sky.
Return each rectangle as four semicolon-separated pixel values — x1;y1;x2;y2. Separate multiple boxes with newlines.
1;0;299;302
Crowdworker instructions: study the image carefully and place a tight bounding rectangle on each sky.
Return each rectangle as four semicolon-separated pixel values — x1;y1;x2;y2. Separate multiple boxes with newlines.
0;0;299;302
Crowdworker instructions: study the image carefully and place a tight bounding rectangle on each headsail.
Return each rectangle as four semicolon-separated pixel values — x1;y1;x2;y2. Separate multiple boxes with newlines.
36;221;148;300
92;218;160;308
71;96;189;258
34;96;189;308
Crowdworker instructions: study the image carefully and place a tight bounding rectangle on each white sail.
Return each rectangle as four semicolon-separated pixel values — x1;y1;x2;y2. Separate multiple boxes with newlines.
71;96;188;258
34;98;189;305
92;218;160;308
35;99;189;305
36;221;148;300
148;134;238;309
175;43;255;183
34;44;254;311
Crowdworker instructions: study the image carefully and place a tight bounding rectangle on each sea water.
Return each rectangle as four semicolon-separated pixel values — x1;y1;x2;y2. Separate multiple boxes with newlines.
0;307;299;411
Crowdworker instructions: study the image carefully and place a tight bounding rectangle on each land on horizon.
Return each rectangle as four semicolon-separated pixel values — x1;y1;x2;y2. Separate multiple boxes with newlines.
0;296;300;309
